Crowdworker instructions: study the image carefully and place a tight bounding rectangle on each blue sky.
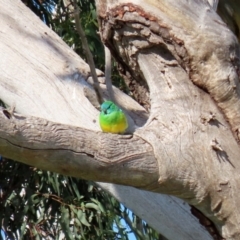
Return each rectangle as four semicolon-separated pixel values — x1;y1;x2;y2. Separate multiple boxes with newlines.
1;229;5;240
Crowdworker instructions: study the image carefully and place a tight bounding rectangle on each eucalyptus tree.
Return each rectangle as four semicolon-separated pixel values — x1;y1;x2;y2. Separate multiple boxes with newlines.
1;0;240;239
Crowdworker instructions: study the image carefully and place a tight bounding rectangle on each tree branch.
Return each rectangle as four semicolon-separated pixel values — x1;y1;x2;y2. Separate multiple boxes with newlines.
0;108;158;188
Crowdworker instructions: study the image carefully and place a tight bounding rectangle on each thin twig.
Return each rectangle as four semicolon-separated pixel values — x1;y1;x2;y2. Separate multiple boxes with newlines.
73;0;103;104
104;46;115;102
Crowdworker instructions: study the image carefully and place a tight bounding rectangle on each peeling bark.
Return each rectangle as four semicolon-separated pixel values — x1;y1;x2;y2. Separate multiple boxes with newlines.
96;0;240;238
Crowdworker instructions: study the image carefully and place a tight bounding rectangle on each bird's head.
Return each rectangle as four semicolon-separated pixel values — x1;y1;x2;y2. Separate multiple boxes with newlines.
100;101;120;114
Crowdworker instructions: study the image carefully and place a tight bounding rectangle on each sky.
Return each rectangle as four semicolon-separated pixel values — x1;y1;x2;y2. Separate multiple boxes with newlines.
0;230;5;240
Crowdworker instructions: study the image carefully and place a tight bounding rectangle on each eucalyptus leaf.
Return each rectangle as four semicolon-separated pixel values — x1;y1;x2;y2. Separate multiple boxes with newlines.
79;212;91;227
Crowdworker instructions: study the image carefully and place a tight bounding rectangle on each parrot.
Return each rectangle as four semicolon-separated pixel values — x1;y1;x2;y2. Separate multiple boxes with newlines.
99;101;128;134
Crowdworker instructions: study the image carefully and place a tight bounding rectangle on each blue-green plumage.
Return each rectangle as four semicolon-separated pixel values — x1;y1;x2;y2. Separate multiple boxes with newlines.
99;101;128;134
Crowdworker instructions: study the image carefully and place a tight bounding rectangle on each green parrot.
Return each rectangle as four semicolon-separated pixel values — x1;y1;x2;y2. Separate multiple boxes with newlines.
99;101;128;134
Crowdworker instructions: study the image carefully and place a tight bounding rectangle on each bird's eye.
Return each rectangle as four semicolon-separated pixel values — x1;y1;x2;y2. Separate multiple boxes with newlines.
105;104;112;111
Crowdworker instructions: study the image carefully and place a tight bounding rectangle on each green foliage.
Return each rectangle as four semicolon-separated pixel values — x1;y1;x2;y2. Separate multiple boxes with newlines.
0;158;128;239
51;0;104;70
0;158;162;239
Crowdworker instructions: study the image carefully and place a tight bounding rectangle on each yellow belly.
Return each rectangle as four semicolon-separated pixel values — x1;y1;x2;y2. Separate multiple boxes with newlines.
100;121;127;133
99;112;128;134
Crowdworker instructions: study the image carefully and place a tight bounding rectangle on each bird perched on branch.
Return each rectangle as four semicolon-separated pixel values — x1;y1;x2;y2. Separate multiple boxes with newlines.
99;101;128;134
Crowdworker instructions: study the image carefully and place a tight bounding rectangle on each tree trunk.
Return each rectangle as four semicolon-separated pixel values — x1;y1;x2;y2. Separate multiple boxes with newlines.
1;0;240;239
